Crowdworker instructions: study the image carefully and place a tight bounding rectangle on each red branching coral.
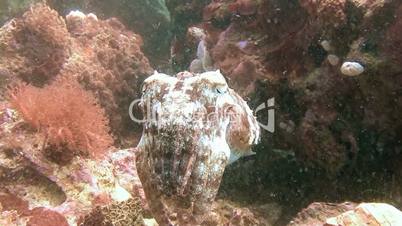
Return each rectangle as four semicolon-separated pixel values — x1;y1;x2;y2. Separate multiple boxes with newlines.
9;77;113;161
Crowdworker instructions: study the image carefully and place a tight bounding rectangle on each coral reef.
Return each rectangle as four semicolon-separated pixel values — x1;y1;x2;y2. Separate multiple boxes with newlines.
0;3;70;86
176;0;402;223
79;198;144;226
9;77;113;163
61;9;153;136
47;0;172;67
0;108;146;224
136;70;259;225
299;0;347;27
0;3;153;137
198;0;402;175
1;0;402;225
0;4;154;225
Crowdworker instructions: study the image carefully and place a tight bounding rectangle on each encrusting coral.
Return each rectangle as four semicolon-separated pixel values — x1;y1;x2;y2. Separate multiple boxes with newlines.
79;198;144;226
136;70;260;225
8;77;113;163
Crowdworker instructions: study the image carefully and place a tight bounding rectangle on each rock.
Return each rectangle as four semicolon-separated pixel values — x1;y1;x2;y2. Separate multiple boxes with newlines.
320;40;333;52
290;202;402;226
340;61;365;76
210;199;282;226
27;208;69;226
289;202;358;226
143;218;158;226
325;203;402;226
327;54;340;66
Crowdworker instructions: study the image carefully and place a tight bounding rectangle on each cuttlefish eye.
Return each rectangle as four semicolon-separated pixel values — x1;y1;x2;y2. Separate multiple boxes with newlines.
216;85;228;94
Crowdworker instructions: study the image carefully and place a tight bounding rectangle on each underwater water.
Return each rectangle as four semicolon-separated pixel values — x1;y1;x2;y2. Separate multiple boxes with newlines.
0;0;402;225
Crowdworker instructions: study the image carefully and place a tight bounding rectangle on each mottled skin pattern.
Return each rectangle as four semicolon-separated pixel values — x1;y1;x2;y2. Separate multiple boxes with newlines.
136;70;259;225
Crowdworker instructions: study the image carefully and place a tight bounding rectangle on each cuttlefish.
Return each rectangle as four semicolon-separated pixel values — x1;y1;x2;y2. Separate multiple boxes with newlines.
136;70;260;225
